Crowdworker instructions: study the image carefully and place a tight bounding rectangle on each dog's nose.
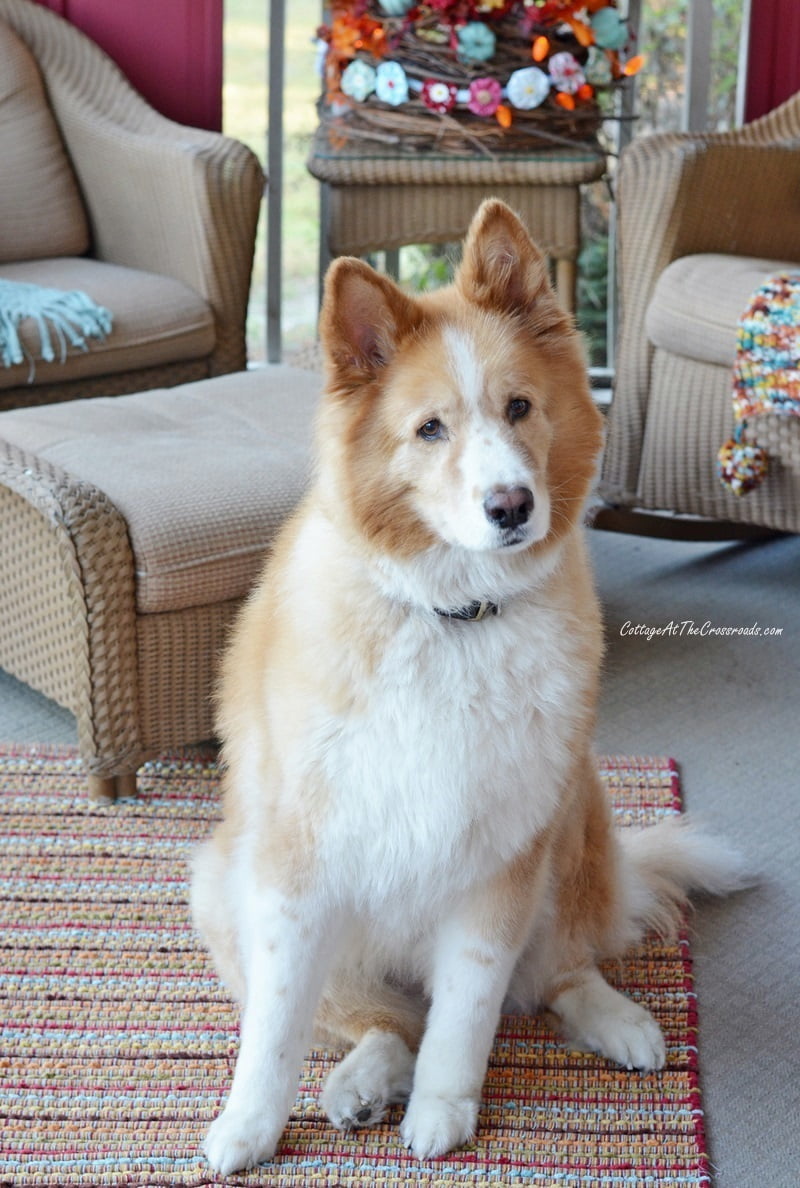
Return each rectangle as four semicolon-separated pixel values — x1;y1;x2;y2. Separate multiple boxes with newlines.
483;486;534;530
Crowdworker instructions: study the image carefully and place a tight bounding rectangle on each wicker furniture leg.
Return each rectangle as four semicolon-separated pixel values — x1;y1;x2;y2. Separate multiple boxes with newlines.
89;773;139;805
0;443;144;798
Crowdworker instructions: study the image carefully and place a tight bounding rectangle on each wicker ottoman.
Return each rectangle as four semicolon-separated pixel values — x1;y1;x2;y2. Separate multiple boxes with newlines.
0;367;321;801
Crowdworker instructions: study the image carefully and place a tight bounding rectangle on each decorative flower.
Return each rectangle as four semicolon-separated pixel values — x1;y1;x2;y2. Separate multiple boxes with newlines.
506;66;550;110
548;51;586;95
328;14;386;60
421;78;458;114
340;59;376;102
456;21;497;64
375;60;409;105
584;46;613;87
591;7;629;51
467;76;502;116
377;0;413;14
329;16;361;59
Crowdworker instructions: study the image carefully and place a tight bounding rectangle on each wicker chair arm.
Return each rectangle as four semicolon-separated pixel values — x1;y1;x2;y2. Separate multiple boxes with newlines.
66;125;264;376
602;133;691;501
0;0;264;374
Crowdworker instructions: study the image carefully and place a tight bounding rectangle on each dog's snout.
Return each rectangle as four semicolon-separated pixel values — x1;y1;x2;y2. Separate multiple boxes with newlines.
483;486;534;530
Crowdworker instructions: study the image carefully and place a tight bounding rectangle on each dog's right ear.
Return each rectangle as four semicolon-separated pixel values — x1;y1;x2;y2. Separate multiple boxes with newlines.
320;258;422;388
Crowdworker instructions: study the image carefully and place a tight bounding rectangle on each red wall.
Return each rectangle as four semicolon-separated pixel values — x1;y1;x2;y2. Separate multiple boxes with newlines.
32;0;223;131
744;0;800;121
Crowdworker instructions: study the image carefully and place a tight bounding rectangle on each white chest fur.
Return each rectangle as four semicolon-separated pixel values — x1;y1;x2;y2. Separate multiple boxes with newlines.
308;597;586;916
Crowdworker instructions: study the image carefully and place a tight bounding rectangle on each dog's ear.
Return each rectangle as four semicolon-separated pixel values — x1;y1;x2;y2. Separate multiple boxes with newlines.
320;257;422;387
457;199;564;327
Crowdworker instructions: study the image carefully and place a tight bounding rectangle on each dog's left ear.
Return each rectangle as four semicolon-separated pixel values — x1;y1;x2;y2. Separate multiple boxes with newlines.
457;199;564;326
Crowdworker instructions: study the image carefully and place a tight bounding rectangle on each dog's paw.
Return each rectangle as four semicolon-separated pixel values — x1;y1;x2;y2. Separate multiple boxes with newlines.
203;1107;280;1175
592;999;666;1071
551;971;666;1072
565;995;666;1071
322;1030;415;1130
400;1092;478;1159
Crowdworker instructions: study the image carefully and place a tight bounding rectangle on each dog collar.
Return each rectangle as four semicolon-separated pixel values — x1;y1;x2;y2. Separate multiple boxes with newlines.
434;599;500;622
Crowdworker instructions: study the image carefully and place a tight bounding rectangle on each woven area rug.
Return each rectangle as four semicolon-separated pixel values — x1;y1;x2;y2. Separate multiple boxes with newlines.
0;747;711;1187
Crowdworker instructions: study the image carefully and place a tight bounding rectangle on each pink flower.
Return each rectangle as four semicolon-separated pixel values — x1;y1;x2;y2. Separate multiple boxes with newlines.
421;79;458;114
467;76;502;116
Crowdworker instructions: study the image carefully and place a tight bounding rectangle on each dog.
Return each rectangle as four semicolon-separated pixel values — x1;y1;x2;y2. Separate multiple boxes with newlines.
191;199;747;1175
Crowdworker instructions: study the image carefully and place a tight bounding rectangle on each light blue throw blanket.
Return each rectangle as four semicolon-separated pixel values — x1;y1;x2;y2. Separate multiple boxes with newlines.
0;278;113;377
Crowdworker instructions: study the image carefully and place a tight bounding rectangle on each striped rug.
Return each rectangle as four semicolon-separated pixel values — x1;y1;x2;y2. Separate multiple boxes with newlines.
0;747;711;1187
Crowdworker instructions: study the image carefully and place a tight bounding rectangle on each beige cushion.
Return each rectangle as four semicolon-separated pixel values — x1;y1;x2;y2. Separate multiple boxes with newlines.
0;21;89;263
645;252;800;368
0;368;321;613
0;257;214;389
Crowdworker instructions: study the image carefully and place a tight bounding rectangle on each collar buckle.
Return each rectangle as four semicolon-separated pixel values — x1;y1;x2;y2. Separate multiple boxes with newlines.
434;599;500;622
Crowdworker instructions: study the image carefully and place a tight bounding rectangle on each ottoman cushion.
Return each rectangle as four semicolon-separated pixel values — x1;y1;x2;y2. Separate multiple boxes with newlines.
0;367;321;614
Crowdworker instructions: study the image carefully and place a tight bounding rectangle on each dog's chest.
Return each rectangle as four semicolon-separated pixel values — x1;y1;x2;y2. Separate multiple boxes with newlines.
314;607;582;907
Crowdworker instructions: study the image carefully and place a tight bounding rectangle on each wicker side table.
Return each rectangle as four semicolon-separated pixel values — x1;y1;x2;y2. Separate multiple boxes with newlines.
0;368;320;801
307;135;606;312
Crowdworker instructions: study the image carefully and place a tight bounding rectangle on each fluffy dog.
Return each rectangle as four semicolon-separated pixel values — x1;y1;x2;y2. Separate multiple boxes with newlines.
192;200;746;1175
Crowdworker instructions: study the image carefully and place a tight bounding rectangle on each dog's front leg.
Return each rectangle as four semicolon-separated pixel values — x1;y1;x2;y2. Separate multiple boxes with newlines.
400;911;521;1159
203;884;339;1175
401;842;549;1160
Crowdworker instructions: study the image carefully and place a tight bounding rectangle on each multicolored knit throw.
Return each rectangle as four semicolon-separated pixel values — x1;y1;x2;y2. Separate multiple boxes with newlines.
718;271;800;495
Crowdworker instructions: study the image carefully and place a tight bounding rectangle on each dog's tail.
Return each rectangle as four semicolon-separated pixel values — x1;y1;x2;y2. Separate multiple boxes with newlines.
609;817;755;952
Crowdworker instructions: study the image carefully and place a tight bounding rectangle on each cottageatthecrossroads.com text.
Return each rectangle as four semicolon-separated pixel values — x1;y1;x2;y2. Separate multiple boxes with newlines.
620;620;783;640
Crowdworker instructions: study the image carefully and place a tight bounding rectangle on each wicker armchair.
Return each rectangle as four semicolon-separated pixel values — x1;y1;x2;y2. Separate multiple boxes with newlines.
0;0;263;410
595;91;800;538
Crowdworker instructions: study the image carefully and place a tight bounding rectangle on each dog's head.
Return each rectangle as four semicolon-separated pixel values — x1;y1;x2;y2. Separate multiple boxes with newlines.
317;199;603;568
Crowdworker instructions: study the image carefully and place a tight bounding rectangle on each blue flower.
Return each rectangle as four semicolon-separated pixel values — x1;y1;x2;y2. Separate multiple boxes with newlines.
340;59;376;103
375;61;409;106
456;22;497;64
507;66;550;110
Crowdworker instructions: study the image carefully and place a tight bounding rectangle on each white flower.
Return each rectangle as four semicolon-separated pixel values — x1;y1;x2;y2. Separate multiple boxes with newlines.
376;61;409;106
506;66;550;111
548;52;586;96
340;59;376;103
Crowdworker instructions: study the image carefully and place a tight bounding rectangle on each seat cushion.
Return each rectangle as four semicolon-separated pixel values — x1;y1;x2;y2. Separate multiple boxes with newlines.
0;368;321;614
0;257;214;390
0;21;89;263
645;253;800;368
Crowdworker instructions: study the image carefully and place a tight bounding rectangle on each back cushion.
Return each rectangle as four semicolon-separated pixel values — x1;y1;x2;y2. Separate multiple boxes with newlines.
0;20;90;262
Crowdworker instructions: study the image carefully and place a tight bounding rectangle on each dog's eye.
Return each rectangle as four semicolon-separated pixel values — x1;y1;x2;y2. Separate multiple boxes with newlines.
508;399;531;423
418;418;444;441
